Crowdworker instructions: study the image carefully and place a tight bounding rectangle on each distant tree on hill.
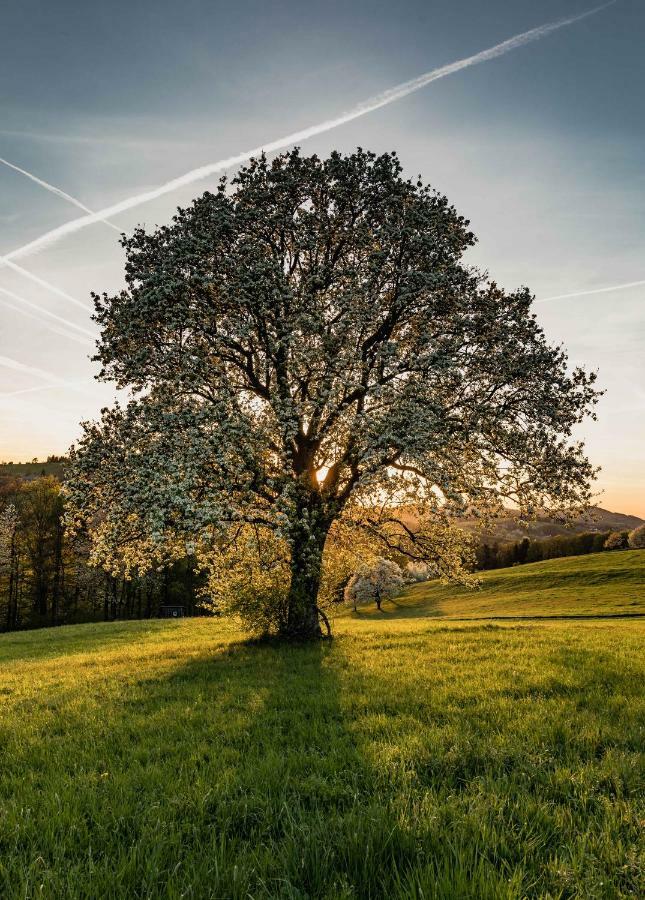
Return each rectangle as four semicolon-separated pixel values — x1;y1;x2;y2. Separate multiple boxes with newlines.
628;524;645;549
67;148;600;640
604;531;628;551
516;537;530;564
345;558;405;611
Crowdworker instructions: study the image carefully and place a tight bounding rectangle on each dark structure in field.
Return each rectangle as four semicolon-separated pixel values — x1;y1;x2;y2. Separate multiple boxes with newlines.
159;605;186;618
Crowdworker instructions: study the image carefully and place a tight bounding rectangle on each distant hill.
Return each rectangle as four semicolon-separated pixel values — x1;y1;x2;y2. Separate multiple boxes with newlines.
0;459;66;484
459;507;643;544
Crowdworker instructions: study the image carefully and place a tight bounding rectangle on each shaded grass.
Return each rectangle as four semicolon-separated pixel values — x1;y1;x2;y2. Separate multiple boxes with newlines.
359;550;645;620
0;606;643;897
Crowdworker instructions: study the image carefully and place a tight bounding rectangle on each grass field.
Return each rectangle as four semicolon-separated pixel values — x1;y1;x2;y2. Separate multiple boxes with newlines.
0;555;643;898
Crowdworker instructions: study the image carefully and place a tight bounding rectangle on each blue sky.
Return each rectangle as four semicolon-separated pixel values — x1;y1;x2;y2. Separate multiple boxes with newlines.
1;0;643;514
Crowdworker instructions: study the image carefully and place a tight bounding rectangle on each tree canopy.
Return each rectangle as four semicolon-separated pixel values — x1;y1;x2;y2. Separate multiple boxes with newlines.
67;148;600;639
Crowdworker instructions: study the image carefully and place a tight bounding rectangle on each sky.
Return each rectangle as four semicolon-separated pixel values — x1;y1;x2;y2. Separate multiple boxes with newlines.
0;0;643;515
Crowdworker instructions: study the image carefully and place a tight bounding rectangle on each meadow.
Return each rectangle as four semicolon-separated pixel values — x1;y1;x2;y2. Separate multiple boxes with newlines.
0;553;643;898
361;550;645;620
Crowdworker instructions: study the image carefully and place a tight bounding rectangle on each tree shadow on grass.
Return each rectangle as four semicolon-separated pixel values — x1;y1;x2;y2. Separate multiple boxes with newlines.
3;624;641;898
0;633;397;897
349;595;444;621
1;626;528;899
0;618;175;665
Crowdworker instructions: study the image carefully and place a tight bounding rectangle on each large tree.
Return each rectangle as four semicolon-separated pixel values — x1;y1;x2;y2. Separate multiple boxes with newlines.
67;149;599;639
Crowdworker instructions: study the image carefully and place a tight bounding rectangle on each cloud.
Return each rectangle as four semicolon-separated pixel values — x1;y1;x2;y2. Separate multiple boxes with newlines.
0;258;90;310
0;381;94;399
0;353;95;397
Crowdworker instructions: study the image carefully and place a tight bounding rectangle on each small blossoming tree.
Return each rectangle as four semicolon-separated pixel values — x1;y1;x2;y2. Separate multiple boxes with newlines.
66;148;599;640
345;558;406;611
628;524;645;549
604;531;627;551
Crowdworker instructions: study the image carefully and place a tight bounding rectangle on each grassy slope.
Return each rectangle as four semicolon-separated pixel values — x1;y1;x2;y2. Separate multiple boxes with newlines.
355;550;645;621
0;564;643;897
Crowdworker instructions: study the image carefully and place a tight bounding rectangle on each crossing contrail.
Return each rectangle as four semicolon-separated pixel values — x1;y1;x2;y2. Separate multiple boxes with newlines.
0;157;112;308
1;2;613;265
0;298;93;347
0;285;96;341
0;156;120;231
0;257;90;310
536;278;645;303
0;380;95;399
0;354;95;396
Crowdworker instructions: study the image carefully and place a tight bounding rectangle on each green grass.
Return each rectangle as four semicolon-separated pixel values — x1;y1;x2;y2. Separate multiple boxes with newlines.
0;558;643;897
359;550;645;620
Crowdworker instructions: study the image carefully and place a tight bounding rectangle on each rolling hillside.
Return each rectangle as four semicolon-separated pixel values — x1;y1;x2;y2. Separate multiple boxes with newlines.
354;550;645;620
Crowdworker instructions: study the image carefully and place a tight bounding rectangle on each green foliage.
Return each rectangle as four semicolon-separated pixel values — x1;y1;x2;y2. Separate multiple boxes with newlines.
0;476;204;632
0;459;66;479
477;530;611;570
0;608;642;897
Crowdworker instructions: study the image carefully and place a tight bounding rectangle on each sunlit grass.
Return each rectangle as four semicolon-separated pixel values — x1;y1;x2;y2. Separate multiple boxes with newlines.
354;550;645;620
0;558;643;897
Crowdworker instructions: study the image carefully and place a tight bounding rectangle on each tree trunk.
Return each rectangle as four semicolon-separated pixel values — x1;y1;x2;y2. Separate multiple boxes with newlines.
144;581;153;618
6;531;18;631
50;521;63;625
34;561;48;619
103;576;110;621
284;495;330;640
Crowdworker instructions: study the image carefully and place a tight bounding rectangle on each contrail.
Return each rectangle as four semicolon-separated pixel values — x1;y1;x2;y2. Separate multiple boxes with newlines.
0;380;95;399
0;285;96;341
0;354;95;396
0;257;90;310
0;158;112;309
1;3;613;264
0;298;93;347
537;278;645;303
0;156;120;231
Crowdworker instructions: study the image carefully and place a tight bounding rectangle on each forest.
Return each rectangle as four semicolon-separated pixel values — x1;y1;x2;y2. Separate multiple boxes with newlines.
0;473;204;631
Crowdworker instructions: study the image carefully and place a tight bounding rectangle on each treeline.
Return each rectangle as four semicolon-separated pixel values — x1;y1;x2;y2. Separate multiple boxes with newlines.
0;476;204;632
476;530;621;571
